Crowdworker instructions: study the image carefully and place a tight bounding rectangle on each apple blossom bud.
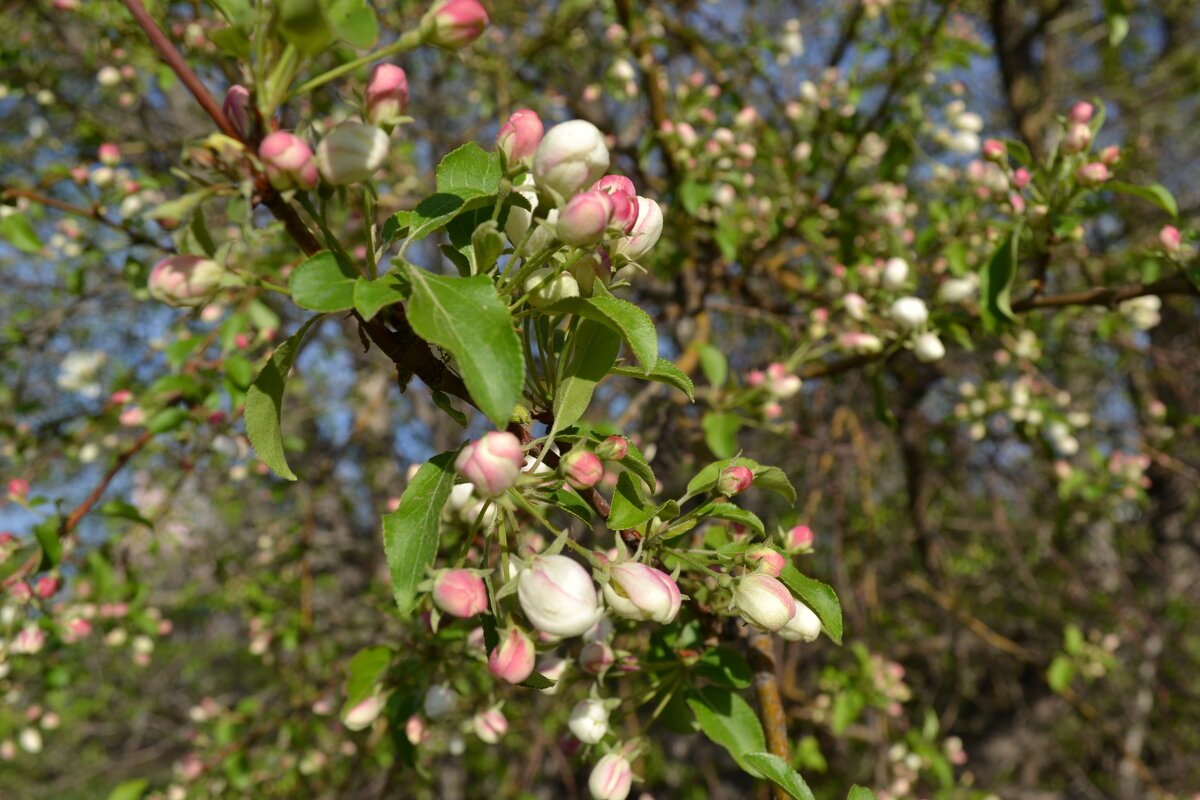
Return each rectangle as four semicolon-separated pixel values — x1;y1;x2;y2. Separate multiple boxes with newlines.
777;601;822;642
881;257;909;290
364;63;409;127
843;292;868;321
473;708;508;744
558;191;615;246
12;626;46;654
591;175;638;233
764;363;801;398
568;699;609;744
602;562;682;623
7;479;29;500
9;582;31;603
405;714;429;745
562;450;604;490
17;729;41;755
591;175;636;196
223;85;252;140
517;555;602;637
524;268;580;307
981;138;1006;162
1068;101;1094;124
588;753;633;800
423;684;457;719
343;695;385;731
505;185;558;254
1098;145;1120;166
489;628;536;684
717;465;754;497
913;332;946;363
534;120;610;202
497;109;544;170
317;122;389;185
432;569;488;618
579;641;614;675
98;142;121;166
1013;168;1031;189
733;573;796;632
890;296;929;331
455;431;523;497
259;131;319;191
785;524;814;553
422;0;488;49
33;576;59;600
611;196;663;262
745;545;786;577
1076;162;1109;187
1159;225;1181;253
148;255;226;307
1061;123;1092;154
596;435;628;461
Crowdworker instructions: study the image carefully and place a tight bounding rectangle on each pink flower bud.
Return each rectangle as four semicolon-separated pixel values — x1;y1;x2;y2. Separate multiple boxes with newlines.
223;85;252;140
562;449;604;490
746;370;766;387
1013;168;1031;189
473;708;508;743
422;0;488;49
405;714;429;745
602;562;682;623
497;109;544;169
12;626;47;655
557;190;615;247
591;175;638;233
785;524;814;552
9;582;32;603
317;122;389;185
981;138;1006;162
364;64;409;126
488;628;535;684
733;573;796;632
1098;145;1120;166
778;601;822;642
1159;225;1181;253
1068;101;1094;124
745;545;786;577
579;641;615;675
455;431;523;497
764;362;801;399
148;255;226;307
568;699;609;744
8;479;29;500
343;695;385;731
596;435;628;461
259;131;318;191
534;120;610;201
432;569;487;618
1076;161;1109;187
33;576;60;600
717;465;754;497
517;555;602;637
1061;122;1092;154
97;143;120;165
588;753;633;800
611;196;663;262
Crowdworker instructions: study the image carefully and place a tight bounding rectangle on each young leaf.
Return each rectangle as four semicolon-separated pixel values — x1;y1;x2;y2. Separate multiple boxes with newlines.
848;786;879;800
979;229;1020;332
694;646;753;689
607;472;659;530
743;752;817;800
702;411;740;458
547;296;658;373
353;273;407;321
686;457;796;504
696;343;728;388
436;142;503;195
245;317;322;480
328;0;378;48
1106;182;1178;218
344;645;394;709
34;517;62;571
0;213;42;253
778;564;844;644
383;453;457;616
404;269;524;428
555;320;622;429
609;357;695;401
106;780;150;800
687;686;767;777
696;503;765;538
289;251;358;312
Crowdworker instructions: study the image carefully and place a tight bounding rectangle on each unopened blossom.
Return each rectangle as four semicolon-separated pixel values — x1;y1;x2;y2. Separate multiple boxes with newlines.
223;85;252;140
938;276;977;303
364;63;409;127
1098;145;1120;166
891;296;929;331
534;120;610;201
1076;162;1109;187
455;431;523;497
422;0;488;49
1159;225;1181;253
432;569;488;618
881;257;909;290
717;465;754;497
745;545;786;577
569;699;609;744
517;555;602;637
589;753;633;800
778;601;822;642
579;641;615;675
423;684;457;719
259;131;319;191
473;708;508;744
343;694;386;731
562;450;604;490
784;525;814;552
489;628;536;684
1061;122;1092;154
148;255;226;307
497;110;544;170
733;573;796;632
98;142;121;165
596;435;628;461
405;714;429;745
843;292;868;321
611;196;663;261
1068;101;1094;124
558;190;615;246
981;138;1006;162
524;268;580;307
505;185;558;254
602;562;682;623
913;332;946;363
763;363;801;398
317;122;389;185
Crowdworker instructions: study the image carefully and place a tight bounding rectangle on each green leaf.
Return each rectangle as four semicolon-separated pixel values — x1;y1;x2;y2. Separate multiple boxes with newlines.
0;213;42;253
436;142;503;195
702;411;740;458
609;357;695;401
848;785;879;800
146;406;189;434
344;646;394;709
98;500;153;528
546;296;658;373
328;0;378;48
385;193;495;246
743;752;816;800
353;273;407;321
1106;182;1178;218
210;0;252;28
1047;655;1075;692
383;453;457;615
697;503;765;538
518;671;556;690
679;180;713;215
778;564;843;644
607;472;659;530
404;269;524;427
106;779;149;800
687;686;767;777
999;139;1033;168
277;0;333;55
686;457;796;504
979;228;1020;332
555;320;621;429
542;488;594;524
289;251;358;312
694;646;753;689
245;317;321;480
34;517;62;571
696;344;728;388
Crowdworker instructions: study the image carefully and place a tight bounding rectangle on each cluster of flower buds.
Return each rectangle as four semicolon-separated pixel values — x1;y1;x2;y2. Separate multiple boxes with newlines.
148;255;227;307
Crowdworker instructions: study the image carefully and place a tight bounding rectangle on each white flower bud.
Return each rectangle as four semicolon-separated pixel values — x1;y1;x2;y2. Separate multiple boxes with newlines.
568;699;609;744
890;296;929;331
533;120;610;202
913;332;945;362
881;257;909;290
524;268;580;307
777;601;822;642
317;122;389;185
517;555;602;637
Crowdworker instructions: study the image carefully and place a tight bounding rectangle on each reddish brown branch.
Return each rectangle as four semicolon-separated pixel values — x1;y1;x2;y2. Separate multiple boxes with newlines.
744;628;792;800
1;185;165;249
60;430;154;539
